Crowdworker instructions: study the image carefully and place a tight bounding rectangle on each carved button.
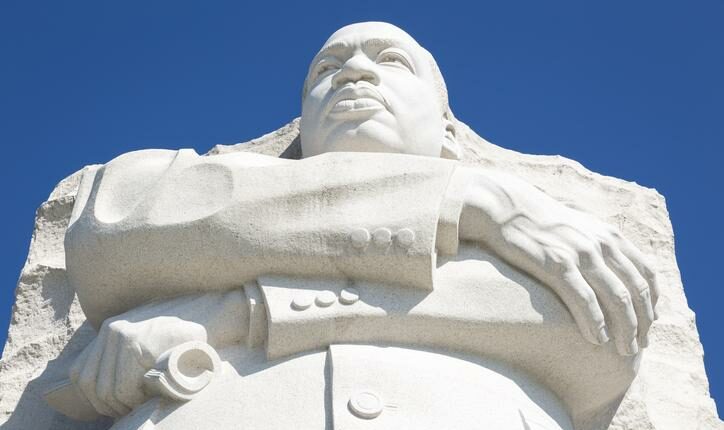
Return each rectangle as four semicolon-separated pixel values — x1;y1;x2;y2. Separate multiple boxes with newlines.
372;228;392;246
339;287;360;305
291;295;313;311
396;228;415;247
315;291;337;308
350;228;371;248
348;390;383;419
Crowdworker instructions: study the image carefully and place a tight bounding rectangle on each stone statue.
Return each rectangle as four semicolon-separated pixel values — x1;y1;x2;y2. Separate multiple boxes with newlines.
44;22;660;430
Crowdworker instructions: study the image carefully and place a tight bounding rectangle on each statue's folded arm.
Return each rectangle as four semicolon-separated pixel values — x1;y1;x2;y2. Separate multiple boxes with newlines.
65;148;459;327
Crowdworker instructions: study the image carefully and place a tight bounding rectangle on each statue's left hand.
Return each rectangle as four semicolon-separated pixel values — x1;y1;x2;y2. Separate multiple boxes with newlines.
68;291;246;418
69;310;208;417
459;169;660;356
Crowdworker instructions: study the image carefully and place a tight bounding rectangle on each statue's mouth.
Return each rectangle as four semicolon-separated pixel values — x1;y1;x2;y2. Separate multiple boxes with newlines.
330;97;386;114
327;84;389;116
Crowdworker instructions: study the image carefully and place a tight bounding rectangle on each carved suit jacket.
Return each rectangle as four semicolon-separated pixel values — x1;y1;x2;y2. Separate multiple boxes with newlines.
65;149;635;429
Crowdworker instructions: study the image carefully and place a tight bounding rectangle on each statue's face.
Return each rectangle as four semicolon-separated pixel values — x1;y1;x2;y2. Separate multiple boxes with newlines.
300;22;445;158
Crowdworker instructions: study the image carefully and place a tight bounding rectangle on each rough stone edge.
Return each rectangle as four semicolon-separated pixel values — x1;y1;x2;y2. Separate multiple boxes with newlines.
0;166;112;429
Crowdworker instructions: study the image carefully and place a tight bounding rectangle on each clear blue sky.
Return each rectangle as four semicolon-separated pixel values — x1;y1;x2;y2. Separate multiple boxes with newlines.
1;0;721;417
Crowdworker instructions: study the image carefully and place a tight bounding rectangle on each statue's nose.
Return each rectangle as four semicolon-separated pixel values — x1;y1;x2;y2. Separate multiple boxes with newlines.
332;54;380;89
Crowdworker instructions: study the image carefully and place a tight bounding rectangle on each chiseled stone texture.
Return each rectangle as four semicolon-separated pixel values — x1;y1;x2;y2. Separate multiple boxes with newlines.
0;167;113;430
0;119;721;429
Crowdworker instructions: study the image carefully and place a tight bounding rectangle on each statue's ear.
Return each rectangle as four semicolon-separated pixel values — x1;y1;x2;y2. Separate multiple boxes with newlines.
440;112;462;160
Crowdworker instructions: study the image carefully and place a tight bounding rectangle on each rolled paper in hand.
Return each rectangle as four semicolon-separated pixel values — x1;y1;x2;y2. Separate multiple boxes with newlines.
143;341;221;402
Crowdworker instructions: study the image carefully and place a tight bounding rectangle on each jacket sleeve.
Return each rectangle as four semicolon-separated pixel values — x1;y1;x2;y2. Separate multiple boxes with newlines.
65;149;459;327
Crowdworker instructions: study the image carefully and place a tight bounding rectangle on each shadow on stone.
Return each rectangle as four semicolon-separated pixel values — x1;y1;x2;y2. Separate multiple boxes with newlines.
279;135;302;159
1;323;112;430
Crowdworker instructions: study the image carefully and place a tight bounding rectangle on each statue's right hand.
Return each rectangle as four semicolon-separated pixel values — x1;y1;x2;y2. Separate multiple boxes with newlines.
459;168;658;356
69;310;207;418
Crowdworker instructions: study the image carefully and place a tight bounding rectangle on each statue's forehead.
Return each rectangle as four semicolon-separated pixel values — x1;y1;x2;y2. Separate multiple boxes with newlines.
320;22;421;53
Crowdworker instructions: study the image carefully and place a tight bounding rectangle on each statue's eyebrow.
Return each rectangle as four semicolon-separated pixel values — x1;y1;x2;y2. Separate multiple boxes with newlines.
313;42;351;63
360;37;405;50
312;38;410;64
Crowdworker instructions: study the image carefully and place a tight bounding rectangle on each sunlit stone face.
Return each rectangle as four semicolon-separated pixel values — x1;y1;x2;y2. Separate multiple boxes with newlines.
300;22;445;158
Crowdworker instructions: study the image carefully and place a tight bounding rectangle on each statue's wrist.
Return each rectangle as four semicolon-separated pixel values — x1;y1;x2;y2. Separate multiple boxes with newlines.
458;173;515;243
204;289;249;348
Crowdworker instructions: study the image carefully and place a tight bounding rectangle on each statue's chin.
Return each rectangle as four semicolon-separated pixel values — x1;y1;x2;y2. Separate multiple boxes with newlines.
301;114;443;158
317;121;407;155
322;138;404;155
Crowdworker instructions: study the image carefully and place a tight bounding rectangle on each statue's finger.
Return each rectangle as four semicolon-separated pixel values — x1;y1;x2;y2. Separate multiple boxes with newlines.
617;235;661;317
496;229;608;346
602;243;655;348
114;342;148;410
77;333;117;417
96;329;131;417
581;257;639;356
549;267;609;346
69;339;93;385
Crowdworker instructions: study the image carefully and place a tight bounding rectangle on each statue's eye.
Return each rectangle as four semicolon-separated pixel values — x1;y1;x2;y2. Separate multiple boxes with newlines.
377;49;414;73
313;60;340;80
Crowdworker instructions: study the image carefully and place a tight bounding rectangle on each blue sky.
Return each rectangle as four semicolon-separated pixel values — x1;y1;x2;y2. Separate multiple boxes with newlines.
1;0;721;417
